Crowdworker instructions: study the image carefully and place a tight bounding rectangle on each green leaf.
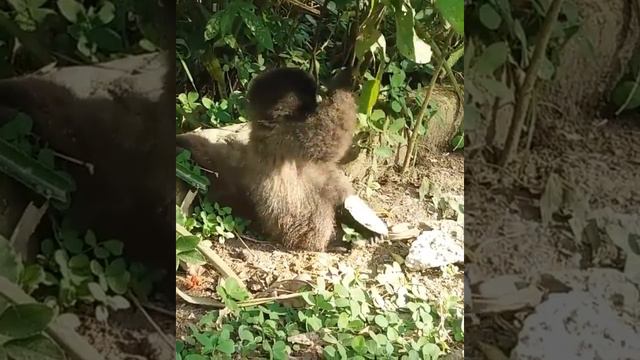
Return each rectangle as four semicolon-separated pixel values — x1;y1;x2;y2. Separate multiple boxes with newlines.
479;4;502;30
323;345;336;359
218;277;249;301
95;304;108;321
351;335;366;354
358;66;383;116
68;254;90;269
243;13;273;51
106;295;130;310
20;264;45;293
93;246;109;259
84;230;97;246
271;340;287;359
176;235;200;253
56;0;84;23
97;1;115;24
0;304;54;339
177;250;206;266
395;4;432;64
611;81;640;110
102;240;123;256
422;343;441;359
139;39;157;51
374;315;388;328
337;312;349;329
435;0;464;35
217;338;235;354
88;27;123;52
0;235;21;283
474;42;509;75
62;235;83;255
306;316;322;331
4;334;65;360
87;282;107;302
105;259;130;294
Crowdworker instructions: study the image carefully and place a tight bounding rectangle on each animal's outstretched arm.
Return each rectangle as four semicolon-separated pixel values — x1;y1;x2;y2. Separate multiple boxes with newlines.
293;89;357;162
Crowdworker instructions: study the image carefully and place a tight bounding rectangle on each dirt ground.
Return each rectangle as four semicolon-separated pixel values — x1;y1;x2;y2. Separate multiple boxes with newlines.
75;296;175;360
175;149;465;354
465;110;640;358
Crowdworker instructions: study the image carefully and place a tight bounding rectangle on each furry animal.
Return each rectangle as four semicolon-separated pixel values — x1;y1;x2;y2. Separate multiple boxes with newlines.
244;67;358;251
0;53;175;270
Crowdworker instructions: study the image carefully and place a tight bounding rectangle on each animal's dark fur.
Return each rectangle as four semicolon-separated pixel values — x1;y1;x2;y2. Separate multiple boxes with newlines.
245;68;357;251
0;54;175;270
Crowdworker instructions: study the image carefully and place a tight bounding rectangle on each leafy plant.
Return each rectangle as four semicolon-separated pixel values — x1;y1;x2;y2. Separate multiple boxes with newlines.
0;235;76;360
178;263;463;359
37;221;160;321
191;200;250;244
341;224;367;244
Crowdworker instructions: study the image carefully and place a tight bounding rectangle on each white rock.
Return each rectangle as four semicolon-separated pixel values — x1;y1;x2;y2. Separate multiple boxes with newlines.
405;230;463;270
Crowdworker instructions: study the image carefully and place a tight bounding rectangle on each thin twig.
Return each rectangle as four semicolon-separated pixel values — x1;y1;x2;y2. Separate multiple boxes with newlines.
141;302;176;318
128;292;174;350
499;0;565;166
52;150;94;175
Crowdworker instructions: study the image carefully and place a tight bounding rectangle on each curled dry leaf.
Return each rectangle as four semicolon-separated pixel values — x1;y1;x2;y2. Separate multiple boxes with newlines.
388;222;422;240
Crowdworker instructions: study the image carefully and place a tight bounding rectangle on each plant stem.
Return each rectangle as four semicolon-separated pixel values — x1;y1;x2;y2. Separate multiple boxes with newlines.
400;30;454;173
401;58;444;173
499;0;565;166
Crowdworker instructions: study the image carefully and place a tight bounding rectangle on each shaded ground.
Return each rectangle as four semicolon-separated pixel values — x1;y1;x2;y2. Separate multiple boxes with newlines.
76;297;175;360
175;150;465;353
465;111;640;358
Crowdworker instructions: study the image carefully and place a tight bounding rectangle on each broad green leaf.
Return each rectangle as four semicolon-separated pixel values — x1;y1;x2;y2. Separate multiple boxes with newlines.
88;27;123;52
243;13;273;51
20;264;44;293
57;0;84;23
102;240;123;256
358;64;384;116
176;236;200;253
473;42;509;75
351;335;366;354
479;4;502;30
0;304;54;339
395;4;431;64
271;340;287;359
4;334;65;360
87;282;107;302
97;1;115;24
435;0;464;35
177;250;206;266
